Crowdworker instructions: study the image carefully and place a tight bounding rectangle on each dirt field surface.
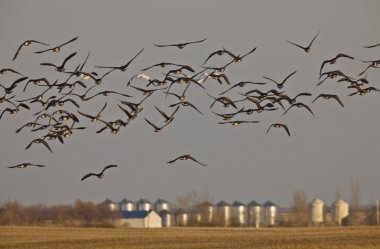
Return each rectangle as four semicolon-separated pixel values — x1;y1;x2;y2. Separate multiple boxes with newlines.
1;226;380;249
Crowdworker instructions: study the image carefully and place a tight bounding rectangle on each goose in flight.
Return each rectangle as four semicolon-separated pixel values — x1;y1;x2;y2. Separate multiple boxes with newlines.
40;52;77;72
282;102;315;117
8;162;45;169
218;120;259;126
154;38;207;49
78;102;108;122
286;30;321;53
319;53;354;75
95;48;144;72
167;154;206;166
262;70;297;89
312;94;344;107
266;123;290;136
25;138;53;153
81;165;117;181
13;39;49;61
35;36;78;54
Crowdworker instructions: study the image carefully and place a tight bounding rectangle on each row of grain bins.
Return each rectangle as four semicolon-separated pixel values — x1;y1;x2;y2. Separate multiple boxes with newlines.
309;198;349;226
100;198;280;227
101;198;350;227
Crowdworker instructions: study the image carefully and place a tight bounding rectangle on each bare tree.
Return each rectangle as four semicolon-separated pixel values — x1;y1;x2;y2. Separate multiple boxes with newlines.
290;189;308;226
350;177;361;210
175;190;213;210
335;184;342;200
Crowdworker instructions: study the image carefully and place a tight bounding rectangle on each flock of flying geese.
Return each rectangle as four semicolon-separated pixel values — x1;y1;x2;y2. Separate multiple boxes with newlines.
1;31;379;180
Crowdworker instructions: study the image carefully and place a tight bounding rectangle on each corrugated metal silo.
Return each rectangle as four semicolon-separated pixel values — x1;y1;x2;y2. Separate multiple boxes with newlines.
263;201;278;227
154;198;170;213
101;199;118;211
198;201;214;224
308;198;325;225
118;198;135;211
248;200;262;228
231;201;247;226
194;213;202;224
159;210;173;227
176;209;189;226
216;201;231;226
136;198;153;211
331;198;349;226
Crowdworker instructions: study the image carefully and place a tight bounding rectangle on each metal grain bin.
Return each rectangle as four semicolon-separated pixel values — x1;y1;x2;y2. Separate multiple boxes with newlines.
136;198;153;211
231;201;247;226
308;198;325;225
196;201;214;224
216;201;231;226
119;198;135;211
175;209;189;227
248;200;262;228
263;201;278;227
194;213;202;225
154;198;170;213
159;210;173;227
331;198;349;226
100;199;118;211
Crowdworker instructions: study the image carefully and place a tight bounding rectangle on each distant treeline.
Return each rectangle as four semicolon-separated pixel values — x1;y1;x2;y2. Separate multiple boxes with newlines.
0;200;121;227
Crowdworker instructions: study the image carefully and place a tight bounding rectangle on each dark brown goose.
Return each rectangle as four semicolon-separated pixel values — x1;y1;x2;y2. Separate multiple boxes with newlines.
13;40;49;61
23;78;54;92
163;83;191;101
320;53;354;75
155;105;180;123
246;96;276;113
230;46;257;63
0;68;24;76
40;52;77;72
0;76;28;94
218;81;266;95
286;30;320;52
202;48;238;65
212;107;245;121
266;123;290;136
262;70;297;89
25;138;53;153
348;86;380;96
84;90;131;101
317;70;347;86
312;94;344;107
78;102;108;122
8;162;45;169
273;92;312;105
35;36;78;54
130;85;168;96
201;59;235;73
0;103;30;119
0;94;15;106
363;43;380;48
81;165;117;181
169;101;204;115
144;117;171;132
204;72;231;85
167;154;206;166
142;62;191;71
95;48;144;72
282;102;315;117
154;38;207;49
218;120;259;126
208;93;238;109
358;59;380;76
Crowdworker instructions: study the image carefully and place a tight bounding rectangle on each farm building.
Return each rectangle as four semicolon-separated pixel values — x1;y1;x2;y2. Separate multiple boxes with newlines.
118;210;162;228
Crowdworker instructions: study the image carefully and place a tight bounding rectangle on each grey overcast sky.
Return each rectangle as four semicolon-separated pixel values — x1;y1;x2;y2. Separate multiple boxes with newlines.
0;0;379;208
